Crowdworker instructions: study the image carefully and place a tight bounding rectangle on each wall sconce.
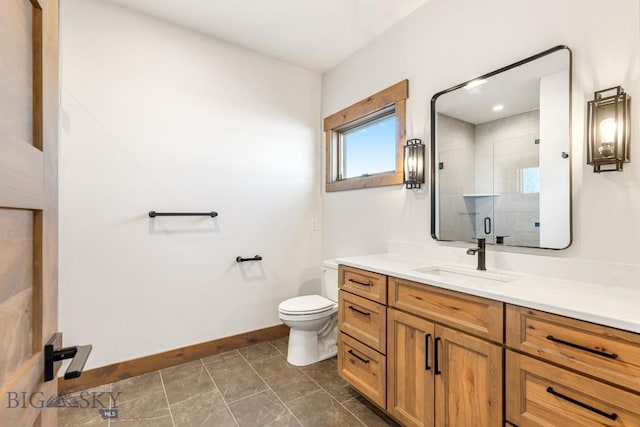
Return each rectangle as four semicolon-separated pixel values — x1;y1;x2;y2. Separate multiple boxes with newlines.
587;86;631;172
403;138;425;189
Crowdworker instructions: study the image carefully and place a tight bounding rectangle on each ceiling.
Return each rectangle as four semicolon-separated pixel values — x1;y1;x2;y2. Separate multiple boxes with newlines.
437;48;570;125
103;0;428;73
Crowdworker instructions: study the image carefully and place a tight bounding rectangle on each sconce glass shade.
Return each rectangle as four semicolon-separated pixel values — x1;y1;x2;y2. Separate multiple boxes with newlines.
587;86;631;172
403;138;425;189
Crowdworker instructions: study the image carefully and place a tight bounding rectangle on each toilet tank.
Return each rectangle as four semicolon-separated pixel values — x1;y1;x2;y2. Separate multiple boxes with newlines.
321;259;339;302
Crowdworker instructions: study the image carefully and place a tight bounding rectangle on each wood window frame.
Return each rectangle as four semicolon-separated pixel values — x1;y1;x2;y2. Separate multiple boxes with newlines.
323;79;408;192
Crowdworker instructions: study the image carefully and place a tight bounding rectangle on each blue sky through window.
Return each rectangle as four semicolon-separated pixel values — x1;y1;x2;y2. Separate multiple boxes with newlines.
342;114;396;178
521;167;540;193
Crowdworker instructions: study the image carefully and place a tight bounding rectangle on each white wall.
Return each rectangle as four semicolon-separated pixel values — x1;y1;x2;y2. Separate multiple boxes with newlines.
322;0;640;283
60;0;322;369
540;71;570;248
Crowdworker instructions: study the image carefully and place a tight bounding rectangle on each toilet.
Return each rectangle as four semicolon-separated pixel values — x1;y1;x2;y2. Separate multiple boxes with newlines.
278;260;339;366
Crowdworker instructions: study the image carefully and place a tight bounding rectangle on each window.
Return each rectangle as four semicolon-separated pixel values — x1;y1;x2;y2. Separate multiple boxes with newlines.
520;167;540;193
340;107;396;179
323;80;408;192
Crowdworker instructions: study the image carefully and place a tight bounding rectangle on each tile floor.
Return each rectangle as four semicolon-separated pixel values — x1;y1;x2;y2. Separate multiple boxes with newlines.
59;337;399;426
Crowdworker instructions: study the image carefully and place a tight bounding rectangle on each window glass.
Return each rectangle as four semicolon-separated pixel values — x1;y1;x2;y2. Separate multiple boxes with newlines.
342;114;396;179
520;167;540;193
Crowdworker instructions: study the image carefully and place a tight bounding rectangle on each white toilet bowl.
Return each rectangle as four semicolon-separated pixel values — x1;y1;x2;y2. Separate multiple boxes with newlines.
278;295;338;366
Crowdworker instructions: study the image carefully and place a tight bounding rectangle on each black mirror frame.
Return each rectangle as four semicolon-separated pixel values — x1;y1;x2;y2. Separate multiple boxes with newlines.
429;45;572;249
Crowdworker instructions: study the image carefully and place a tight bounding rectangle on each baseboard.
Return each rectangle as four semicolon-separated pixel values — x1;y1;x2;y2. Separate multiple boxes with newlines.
58;324;289;395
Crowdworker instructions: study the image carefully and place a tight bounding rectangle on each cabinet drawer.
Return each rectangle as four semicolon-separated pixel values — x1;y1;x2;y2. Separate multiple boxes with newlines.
339;291;386;353
338;332;386;409
339;265;387;304
506;305;640;392
388;277;503;342
506;351;640;426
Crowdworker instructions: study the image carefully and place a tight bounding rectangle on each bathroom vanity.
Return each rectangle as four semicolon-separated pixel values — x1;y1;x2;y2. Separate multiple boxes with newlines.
335;255;640;426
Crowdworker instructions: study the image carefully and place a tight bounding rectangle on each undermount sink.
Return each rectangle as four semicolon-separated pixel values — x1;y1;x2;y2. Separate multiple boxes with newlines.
412;265;518;285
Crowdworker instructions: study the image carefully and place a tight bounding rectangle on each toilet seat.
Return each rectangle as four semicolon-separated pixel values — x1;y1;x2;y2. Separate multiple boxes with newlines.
278;295;336;315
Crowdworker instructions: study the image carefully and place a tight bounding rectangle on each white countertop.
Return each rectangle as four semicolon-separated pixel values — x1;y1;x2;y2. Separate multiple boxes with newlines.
335;253;640;334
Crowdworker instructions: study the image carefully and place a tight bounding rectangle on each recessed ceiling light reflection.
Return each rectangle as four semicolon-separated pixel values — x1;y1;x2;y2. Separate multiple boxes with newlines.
492;105;504;111
464;79;487;90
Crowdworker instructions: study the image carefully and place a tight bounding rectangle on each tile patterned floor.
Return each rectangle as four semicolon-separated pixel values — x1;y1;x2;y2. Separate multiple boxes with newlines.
59;337;399;427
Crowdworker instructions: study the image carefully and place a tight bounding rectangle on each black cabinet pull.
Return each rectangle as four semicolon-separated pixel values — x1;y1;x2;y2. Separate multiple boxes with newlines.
546;387;618;420
546;335;618;359
434;337;442;375
348;305;370;316
347;349;370;364
348;278;372;287
425;333;431;371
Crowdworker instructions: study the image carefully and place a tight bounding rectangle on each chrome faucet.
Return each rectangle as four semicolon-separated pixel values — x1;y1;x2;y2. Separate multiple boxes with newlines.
467;238;486;271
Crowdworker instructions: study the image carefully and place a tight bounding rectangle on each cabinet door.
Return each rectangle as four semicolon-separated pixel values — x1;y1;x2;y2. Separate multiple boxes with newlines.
434;326;503;427
387;308;435;427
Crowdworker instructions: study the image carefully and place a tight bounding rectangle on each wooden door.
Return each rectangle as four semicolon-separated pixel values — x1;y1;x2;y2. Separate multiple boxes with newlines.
0;0;60;426
434;326;503;427
387;308;435;427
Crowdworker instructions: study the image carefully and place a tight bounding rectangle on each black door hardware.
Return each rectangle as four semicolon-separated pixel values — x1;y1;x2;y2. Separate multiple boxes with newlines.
44;333;92;382
546;387;617;420
236;255;262;262
347;349;370;364
434;337;442;375
425;333;431;371
348;306;371;316
546;335;618;359
484;217;492;235
348;279;372;287
149;211;218;217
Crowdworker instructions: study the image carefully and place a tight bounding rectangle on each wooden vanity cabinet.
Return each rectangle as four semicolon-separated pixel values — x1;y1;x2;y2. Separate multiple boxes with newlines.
337;265;640;427
387;277;503;427
337;266;388;408
505;304;640;425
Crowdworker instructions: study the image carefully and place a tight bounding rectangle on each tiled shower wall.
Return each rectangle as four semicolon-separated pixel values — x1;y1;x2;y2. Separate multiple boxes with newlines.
436;111;540;246
436;114;476;241
475;110;540;247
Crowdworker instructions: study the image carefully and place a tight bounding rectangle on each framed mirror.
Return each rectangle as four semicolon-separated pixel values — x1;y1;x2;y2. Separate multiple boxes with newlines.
430;46;571;249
